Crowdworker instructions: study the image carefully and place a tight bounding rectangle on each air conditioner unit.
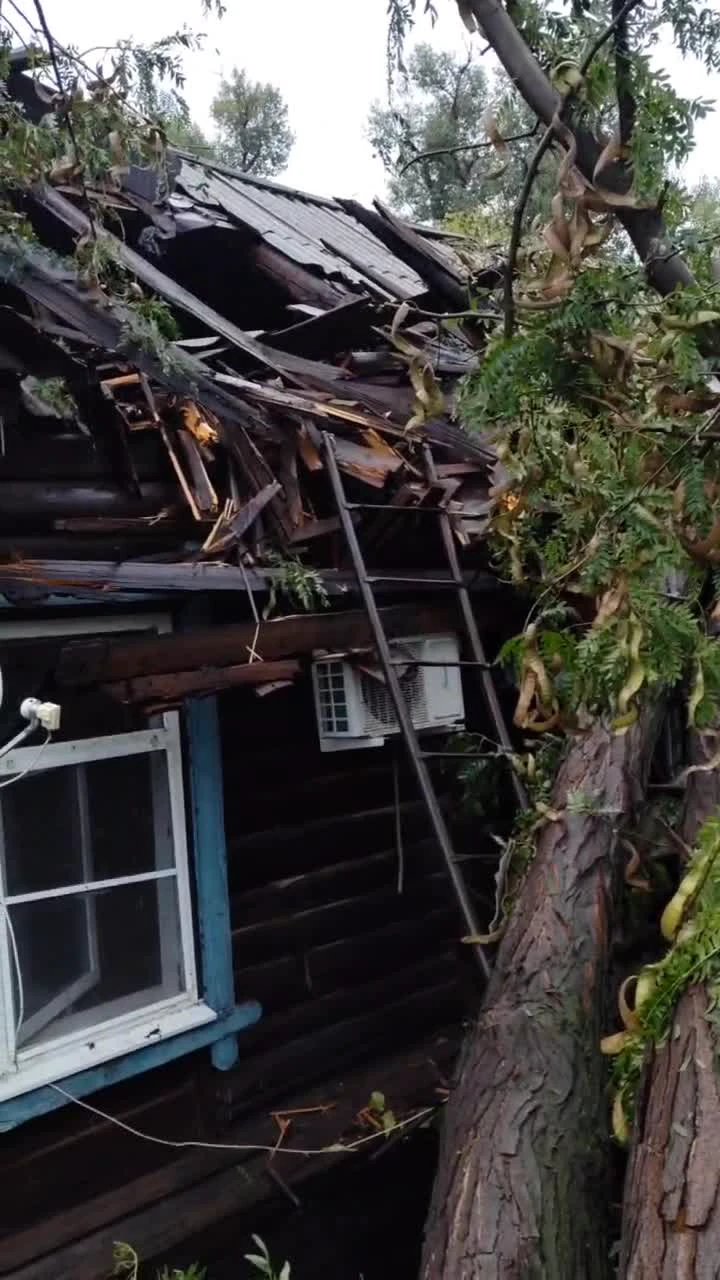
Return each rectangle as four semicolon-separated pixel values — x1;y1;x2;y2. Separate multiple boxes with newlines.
312;633;465;752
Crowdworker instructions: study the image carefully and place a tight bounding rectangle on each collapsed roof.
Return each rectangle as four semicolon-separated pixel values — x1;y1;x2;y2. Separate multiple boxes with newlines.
0;63;504;606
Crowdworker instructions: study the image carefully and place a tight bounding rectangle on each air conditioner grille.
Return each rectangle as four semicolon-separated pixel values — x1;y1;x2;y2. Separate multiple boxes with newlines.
315;660;350;734
313;633;464;749
360;664;427;734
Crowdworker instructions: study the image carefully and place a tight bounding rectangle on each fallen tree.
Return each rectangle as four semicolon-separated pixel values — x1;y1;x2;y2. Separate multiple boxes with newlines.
379;5;720;1274
620;735;720;1278
352;0;720;1270
422;716;660;1278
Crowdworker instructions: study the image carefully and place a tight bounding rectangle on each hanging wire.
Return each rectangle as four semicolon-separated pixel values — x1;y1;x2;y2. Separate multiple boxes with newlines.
0;729;53;1038
48;1083;435;1158
0;730;51;788
0;901;23;1036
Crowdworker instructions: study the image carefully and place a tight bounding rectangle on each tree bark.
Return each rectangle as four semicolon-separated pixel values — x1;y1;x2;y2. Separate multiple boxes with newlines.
620;732;720;1279
465;0;695;296
422;714;659;1279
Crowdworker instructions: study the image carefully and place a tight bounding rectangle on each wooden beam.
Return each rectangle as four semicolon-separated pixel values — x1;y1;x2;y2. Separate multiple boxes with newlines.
102;660;301;703
0;482;176;519
57;604;456;686
250;241;347;309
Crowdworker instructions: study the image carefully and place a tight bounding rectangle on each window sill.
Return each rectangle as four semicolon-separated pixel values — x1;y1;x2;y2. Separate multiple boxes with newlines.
0;998;217;1103
0;1000;261;1130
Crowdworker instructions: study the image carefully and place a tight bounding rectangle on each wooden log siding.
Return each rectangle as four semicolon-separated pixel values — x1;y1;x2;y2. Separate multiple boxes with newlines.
1;1032;459;1280
0;655;495;1278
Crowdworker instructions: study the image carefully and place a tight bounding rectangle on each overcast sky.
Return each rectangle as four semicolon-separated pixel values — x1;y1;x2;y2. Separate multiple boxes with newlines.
29;0;720;202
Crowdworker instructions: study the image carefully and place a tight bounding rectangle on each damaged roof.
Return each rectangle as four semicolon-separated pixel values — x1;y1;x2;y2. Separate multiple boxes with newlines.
167;158;429;300
0;81;501;612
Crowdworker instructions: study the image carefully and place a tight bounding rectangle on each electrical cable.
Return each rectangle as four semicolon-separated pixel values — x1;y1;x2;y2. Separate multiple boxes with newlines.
0;730;51;788
0;729;52;1038
48;1083;435;1157
0;901;23;1036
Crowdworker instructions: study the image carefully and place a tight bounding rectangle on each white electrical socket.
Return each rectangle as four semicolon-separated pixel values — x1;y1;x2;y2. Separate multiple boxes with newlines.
19;697;62;731
36;701;62;731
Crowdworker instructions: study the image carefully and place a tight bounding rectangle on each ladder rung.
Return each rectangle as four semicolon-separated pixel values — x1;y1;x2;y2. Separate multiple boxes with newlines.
366;574;461;586
388;659;492;668
344;503;456;514
421;750;515;760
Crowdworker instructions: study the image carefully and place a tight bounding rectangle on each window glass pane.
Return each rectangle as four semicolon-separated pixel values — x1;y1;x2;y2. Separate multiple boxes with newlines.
86;752;175;880
2;767;85;896
1;751;175;896
10;895;93;1038
11;876;185;1051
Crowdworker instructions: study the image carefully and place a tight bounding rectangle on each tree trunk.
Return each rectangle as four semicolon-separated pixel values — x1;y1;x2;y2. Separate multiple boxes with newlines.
620;732;720;1279
422;715;659;1279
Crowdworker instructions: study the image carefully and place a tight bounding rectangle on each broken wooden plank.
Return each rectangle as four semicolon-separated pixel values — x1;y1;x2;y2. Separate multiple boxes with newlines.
300;421;404;489
264;296;374;357
249;240;346;310
288;516;342;544
159;423;203;521
102;660;301;704
176;430;219;517
297;423;323;472
278;439;303;528
230;481;282;540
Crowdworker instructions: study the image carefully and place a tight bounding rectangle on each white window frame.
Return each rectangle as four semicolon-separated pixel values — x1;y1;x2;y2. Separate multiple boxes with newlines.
0;614;215;1102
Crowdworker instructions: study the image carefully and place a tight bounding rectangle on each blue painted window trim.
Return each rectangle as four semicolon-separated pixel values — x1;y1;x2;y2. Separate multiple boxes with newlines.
0;598;261;1131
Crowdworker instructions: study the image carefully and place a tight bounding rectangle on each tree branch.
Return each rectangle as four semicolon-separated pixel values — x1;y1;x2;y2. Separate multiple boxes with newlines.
502;0;644;338
466;0;695;296
32;0;98;243
398;126;538;176
612;0;637;145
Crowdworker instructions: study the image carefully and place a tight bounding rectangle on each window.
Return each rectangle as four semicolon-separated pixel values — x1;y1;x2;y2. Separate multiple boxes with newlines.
0;616;214;1102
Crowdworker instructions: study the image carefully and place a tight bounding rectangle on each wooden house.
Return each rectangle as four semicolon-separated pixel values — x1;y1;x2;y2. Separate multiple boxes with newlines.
0;65;520;1278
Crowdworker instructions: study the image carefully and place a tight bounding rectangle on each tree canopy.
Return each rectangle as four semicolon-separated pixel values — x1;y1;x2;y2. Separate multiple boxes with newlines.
368;43;559;228
210;68;294;177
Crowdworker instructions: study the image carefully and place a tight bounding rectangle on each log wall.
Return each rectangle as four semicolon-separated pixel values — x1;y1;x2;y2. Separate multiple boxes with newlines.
0;662;497;1279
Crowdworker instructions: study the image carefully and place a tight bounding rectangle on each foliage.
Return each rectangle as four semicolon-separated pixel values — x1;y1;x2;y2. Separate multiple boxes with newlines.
461;258;720;733
263;553;330;618
114;1242;207;1280
0;3;229;310
606;814;720;1135
156;1268;207;1280
366;1090;398;1134
119;308;192;380
22;375;76;418
382;3;716;219
210;69;294;177
245;1236;291;1280
141;89;213;159
443;728;566;932
667;178;720;285
130;294;181;342
368;43;552;226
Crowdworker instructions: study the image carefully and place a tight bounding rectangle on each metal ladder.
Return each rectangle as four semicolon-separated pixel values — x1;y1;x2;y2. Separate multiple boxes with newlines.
321;433;527;980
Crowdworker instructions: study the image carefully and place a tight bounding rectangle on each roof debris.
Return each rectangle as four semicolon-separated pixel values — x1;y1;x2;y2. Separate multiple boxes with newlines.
0;77;501;604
